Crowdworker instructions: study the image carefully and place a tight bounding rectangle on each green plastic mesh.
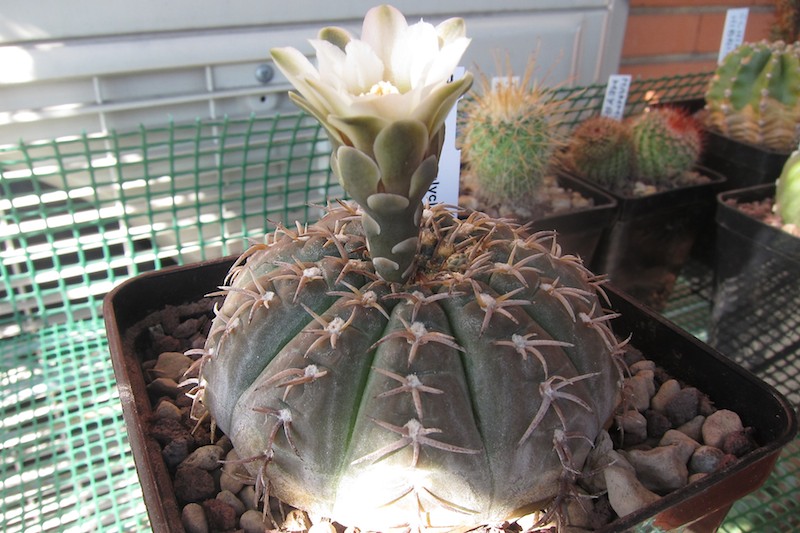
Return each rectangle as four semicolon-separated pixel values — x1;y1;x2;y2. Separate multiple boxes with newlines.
1;71;797;532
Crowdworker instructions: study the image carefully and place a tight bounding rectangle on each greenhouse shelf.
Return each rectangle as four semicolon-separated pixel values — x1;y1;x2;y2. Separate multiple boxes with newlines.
1;72;797;532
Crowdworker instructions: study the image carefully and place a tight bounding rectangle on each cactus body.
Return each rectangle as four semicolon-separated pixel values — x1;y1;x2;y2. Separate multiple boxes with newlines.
563;116;634;189
460;66;562;206
197;204;622;531
705;40;800;152
629;107;702;184
777;150;800;227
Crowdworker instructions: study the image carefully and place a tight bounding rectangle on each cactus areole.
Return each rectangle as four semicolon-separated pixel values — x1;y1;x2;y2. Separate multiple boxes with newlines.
194;5;623;530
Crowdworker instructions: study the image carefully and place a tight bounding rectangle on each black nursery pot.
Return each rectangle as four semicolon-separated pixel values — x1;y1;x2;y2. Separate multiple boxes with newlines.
586;168;725;310
104;256;796;533
710;183;800;375
701;131;790;192
527;172;617;264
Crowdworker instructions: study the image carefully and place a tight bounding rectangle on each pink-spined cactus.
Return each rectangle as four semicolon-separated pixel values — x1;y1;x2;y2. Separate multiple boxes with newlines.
189;5;624;531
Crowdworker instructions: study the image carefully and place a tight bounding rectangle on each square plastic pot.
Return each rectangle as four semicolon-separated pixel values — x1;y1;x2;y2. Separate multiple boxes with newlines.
710;183;800;375
701;131;790;192
579;168;725;311
527;172;618;265
104;256;796;533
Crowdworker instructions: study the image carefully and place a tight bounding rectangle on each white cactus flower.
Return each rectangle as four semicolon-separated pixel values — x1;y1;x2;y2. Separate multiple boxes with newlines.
270;4;472;154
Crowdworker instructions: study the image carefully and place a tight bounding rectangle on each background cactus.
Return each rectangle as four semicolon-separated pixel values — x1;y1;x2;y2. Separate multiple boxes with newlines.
777;150;800;227
561;116;634;189
460;60;564;207
704;40;800;152
195;204;623;530
629;107;703;186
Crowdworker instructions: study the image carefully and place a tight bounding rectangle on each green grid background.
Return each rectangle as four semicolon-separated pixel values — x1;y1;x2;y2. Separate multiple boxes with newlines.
1;72;797;532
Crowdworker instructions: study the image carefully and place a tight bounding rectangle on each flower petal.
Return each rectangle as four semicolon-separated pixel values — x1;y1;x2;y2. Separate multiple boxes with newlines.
422;37;471;87
361;4;407;77
342;39;385;95
391;20;440;92
435;17;467;44
318;26;351;51
270;47;330;114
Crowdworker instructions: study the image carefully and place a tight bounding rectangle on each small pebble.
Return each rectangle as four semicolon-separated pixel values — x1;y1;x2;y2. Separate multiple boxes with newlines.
282;509;312;531
614;410;648;446
221;449;246;494
162;436;192;469
174;465;216;504
623;374;654;412
676;415;705;442
624;446;688;492
154;399;183;421
690;445;725;473
630;360;656;374
183;445;224;470
604;463;660;517
181;502;208;533
702;409;744;448
203;498;237;531
241;509;268;533
147;377;180;398
173;318;202;339
645;409;671;439
659;429;700;463
664;387;701;426
153;351;194;381
239;485;259;511
722;428;756;456
688;472;708;484
650;379;681;413
217;489;246;519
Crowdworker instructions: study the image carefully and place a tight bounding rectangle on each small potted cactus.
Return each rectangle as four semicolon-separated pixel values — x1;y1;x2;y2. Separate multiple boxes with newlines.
102;6;796;533
561;108;724;310
710;151;800;378
700;40;800;190
458;59;617;264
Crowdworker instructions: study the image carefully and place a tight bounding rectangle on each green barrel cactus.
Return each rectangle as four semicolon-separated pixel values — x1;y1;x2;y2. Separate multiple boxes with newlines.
704;40;800;152
562;115;634;189
777;150;800;227
460;60;563;206
629;107;702;185
190;5;624;531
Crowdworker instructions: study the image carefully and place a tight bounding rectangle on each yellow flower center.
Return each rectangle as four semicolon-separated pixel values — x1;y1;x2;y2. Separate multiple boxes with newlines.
366;80;400;96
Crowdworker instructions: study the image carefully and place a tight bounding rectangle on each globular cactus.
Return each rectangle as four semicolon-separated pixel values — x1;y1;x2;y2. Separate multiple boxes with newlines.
704;40;800;152
460;60;563;206
629;107;703;185
561;116;634;189
190;6;625;531
776;150;800;227
194;204;624;530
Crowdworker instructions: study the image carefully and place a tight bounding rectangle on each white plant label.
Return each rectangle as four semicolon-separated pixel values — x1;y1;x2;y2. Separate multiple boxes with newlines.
427;66;466;208
718;8;749;64
601;74;632;121
491;75;520;90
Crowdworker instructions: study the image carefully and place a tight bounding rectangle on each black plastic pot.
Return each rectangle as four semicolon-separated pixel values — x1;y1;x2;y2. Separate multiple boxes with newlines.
527;172;617;264
710;184;800;376
701;131;790;192
581;168;725;310
105;256;796;533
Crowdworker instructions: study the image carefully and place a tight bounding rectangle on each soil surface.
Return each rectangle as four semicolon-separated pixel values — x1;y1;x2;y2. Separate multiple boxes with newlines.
729;197;800;238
